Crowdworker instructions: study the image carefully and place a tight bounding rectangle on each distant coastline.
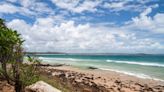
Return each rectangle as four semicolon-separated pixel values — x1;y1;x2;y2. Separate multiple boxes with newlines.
25;52;164;56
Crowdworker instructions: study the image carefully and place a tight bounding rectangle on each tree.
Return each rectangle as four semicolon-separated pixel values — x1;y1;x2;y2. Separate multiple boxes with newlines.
0;18;39;92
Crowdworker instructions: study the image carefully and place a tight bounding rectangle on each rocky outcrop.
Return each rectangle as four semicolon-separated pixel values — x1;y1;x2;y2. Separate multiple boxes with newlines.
0;81;15;92
25;81;61;92
41;67;164;92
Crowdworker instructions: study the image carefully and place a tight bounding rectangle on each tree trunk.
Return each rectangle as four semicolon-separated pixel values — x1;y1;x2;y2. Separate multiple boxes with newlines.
14;62;22;92
1;62;10;84
15;79;22;92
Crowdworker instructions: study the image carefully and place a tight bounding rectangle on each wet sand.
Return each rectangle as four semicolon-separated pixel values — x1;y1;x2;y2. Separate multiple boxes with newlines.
40;65;164;92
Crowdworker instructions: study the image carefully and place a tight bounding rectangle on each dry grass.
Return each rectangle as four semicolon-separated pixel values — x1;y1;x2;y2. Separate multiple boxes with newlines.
39;74;71;92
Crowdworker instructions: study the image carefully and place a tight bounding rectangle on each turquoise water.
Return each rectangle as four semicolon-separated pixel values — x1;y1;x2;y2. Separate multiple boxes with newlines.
28;54;164;81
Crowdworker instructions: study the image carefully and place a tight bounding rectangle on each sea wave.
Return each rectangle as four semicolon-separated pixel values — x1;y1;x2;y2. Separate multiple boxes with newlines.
106;60;164;67
38;57;98;62
39;57;79;61
99;68;164;82
37;57;164;81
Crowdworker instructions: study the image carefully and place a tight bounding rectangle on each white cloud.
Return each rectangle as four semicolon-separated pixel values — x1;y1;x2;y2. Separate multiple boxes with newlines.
7;18;163;53
0;0;159;18
6;0;17;3
104;2;125;9
74;0;101;13
140;7;152;17
19;0;32;7
126;7;164;33
103;1;158;12
0;3;19;14
0;0;54;17
2;0;163;53
51;0;101;13
0;3;34;16
130;8;154;29
153;13;164;33
52;0;157;13
19;0;54;16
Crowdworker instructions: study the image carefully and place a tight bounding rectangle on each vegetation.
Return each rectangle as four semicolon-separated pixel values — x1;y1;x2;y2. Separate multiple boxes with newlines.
0;18;39;92
39;74;71;92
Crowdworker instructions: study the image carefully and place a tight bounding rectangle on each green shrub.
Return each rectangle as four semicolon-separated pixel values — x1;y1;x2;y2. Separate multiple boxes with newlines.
0;18;40;92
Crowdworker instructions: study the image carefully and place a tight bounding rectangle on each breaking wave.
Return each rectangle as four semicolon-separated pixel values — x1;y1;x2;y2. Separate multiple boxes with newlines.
106;60;164;67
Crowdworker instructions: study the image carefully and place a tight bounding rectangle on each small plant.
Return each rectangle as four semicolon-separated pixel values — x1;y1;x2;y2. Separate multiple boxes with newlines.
0;18;40;92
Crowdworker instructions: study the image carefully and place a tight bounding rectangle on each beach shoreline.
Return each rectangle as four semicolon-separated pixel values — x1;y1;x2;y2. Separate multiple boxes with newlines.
39;64;164;92
37;54;164;82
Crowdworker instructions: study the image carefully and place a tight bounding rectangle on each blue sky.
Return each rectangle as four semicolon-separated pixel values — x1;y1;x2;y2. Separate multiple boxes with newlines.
0;0;164;54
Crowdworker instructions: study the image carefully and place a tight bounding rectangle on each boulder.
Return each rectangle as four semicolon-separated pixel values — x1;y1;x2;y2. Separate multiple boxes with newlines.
25;81;61;92
87;66;98;70
0;81;15;92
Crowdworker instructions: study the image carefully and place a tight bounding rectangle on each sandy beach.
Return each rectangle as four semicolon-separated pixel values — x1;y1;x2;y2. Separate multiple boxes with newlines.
39;64;164;92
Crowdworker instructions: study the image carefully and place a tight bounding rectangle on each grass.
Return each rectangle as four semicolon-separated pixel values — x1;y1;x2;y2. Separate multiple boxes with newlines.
39;74;71;92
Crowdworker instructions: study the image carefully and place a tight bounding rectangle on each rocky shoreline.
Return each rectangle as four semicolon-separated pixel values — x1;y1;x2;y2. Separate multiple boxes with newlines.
40;65;164;92
1;64;163;92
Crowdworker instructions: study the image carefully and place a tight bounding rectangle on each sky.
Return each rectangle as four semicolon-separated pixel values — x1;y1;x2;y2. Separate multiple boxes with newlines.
0;0;164;54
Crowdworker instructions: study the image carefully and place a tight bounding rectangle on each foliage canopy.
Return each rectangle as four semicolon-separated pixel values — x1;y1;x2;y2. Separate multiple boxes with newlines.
0;18;39;92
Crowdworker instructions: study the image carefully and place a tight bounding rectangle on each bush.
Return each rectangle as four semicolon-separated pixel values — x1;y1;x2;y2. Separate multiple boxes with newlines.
0;18;40;92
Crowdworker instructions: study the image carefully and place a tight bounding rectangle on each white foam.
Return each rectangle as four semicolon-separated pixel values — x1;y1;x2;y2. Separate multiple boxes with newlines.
106;60;164;67
99;68;164;82
39;57;100;62
39;57;77;61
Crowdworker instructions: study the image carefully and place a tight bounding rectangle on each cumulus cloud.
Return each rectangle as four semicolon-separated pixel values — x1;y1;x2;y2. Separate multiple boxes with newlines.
126;7;164;33
7;18;163;53
1;0;163;53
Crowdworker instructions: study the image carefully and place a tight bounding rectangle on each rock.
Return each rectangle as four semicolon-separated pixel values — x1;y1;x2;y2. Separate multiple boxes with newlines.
25;81;61;92
38;64;63;67
52;64;63;67
84;77;91;80
135;83;144;87
97;77;101;79
115;80;121;85
2;84;15;92
0;81;15;92
87;66;98;70
83;88;92;92
59;73;65;78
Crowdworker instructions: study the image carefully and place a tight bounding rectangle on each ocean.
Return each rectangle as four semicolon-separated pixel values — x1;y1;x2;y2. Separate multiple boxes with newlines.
28;54;164;81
